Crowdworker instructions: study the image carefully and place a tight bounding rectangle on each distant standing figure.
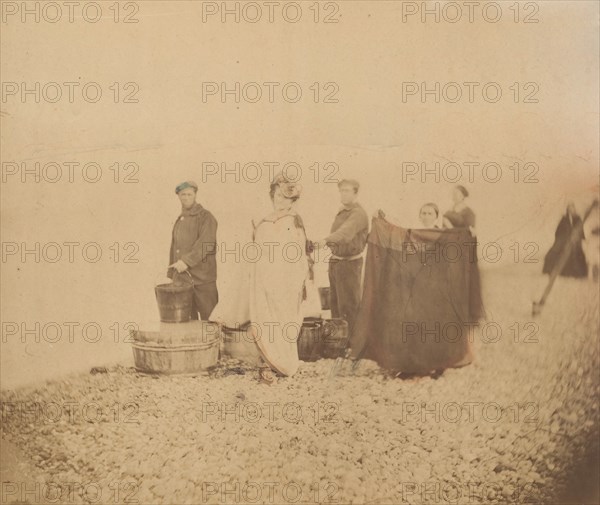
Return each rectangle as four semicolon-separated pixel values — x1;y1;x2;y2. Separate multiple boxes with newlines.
443;185;475;231
587;225;600;282
168;181;218;320
543;202;588;278
314;179;369;338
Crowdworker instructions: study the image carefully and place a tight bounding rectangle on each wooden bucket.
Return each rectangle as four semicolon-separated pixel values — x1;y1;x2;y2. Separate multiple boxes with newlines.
321;318;349;359
222;327;262;366
155;272;194;323
297;318;323;362
131;321;220;374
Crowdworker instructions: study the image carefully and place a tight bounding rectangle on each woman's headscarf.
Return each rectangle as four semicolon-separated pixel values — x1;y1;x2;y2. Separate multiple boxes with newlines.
271;172;302;199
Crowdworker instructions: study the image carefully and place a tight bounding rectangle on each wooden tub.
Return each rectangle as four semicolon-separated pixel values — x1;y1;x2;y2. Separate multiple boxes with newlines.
130;320;221;374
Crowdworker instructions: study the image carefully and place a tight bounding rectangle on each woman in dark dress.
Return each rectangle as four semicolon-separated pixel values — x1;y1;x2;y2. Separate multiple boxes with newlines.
443;185;485;323
542;202;588;278
443;185;476;230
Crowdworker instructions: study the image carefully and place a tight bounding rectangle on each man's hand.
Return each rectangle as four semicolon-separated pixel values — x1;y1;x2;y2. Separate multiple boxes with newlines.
313;239;329;249
169;260;189;273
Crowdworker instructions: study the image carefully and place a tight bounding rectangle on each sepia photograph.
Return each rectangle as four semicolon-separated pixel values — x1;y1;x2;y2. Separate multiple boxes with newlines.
1;1;599;504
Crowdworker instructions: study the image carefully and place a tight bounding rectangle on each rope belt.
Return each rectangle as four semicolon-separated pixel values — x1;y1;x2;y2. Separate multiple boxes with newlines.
330;253;364;261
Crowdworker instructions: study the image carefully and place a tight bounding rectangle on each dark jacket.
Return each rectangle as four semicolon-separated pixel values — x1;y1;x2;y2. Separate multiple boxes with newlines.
325;203;369;257
543;214;587;278
169;202;217;285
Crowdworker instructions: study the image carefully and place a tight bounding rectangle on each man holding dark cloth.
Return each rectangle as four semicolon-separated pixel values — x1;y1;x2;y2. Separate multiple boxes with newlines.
168;181;218;320
315;179;369;337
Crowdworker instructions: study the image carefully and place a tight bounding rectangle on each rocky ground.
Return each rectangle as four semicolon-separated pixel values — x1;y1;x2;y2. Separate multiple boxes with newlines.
1;270;599;505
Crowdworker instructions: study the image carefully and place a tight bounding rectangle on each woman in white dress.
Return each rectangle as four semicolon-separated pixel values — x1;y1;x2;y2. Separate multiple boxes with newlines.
216;173;312;384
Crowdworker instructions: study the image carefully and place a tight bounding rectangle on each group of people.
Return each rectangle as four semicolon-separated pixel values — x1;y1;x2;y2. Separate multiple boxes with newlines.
167;175;481;384
378;185;476;231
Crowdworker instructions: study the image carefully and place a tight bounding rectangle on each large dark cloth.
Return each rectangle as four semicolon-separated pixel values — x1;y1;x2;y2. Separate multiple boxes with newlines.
328;258;363;337
350;218;484;373
543;214;588;278
443;204;484;322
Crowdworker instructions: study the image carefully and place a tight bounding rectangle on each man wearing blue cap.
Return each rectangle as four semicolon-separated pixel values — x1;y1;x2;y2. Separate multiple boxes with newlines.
168;181;218;320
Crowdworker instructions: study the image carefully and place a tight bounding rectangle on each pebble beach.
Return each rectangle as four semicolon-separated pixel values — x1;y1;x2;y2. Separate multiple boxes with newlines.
1;269;598;505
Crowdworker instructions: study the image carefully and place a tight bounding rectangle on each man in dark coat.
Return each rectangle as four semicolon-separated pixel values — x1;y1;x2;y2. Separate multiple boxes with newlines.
314;179;369;338
169;181;218;320
543;202;588;278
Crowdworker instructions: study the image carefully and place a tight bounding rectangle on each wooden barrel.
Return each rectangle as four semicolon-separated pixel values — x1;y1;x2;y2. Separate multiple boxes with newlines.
321;318;349;359
222;327;262;366
297;318;323;362
130;321;220;374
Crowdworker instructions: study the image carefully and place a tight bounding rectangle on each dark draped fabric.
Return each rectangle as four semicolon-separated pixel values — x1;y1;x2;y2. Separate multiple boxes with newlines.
350;217;484;374
542;214;588;278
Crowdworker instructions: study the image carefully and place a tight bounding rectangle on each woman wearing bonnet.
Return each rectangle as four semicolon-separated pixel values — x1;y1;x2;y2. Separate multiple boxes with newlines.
214;172;313;384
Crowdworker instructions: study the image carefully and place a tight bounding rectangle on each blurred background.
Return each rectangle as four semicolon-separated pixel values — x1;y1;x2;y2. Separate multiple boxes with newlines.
1;0;598;388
